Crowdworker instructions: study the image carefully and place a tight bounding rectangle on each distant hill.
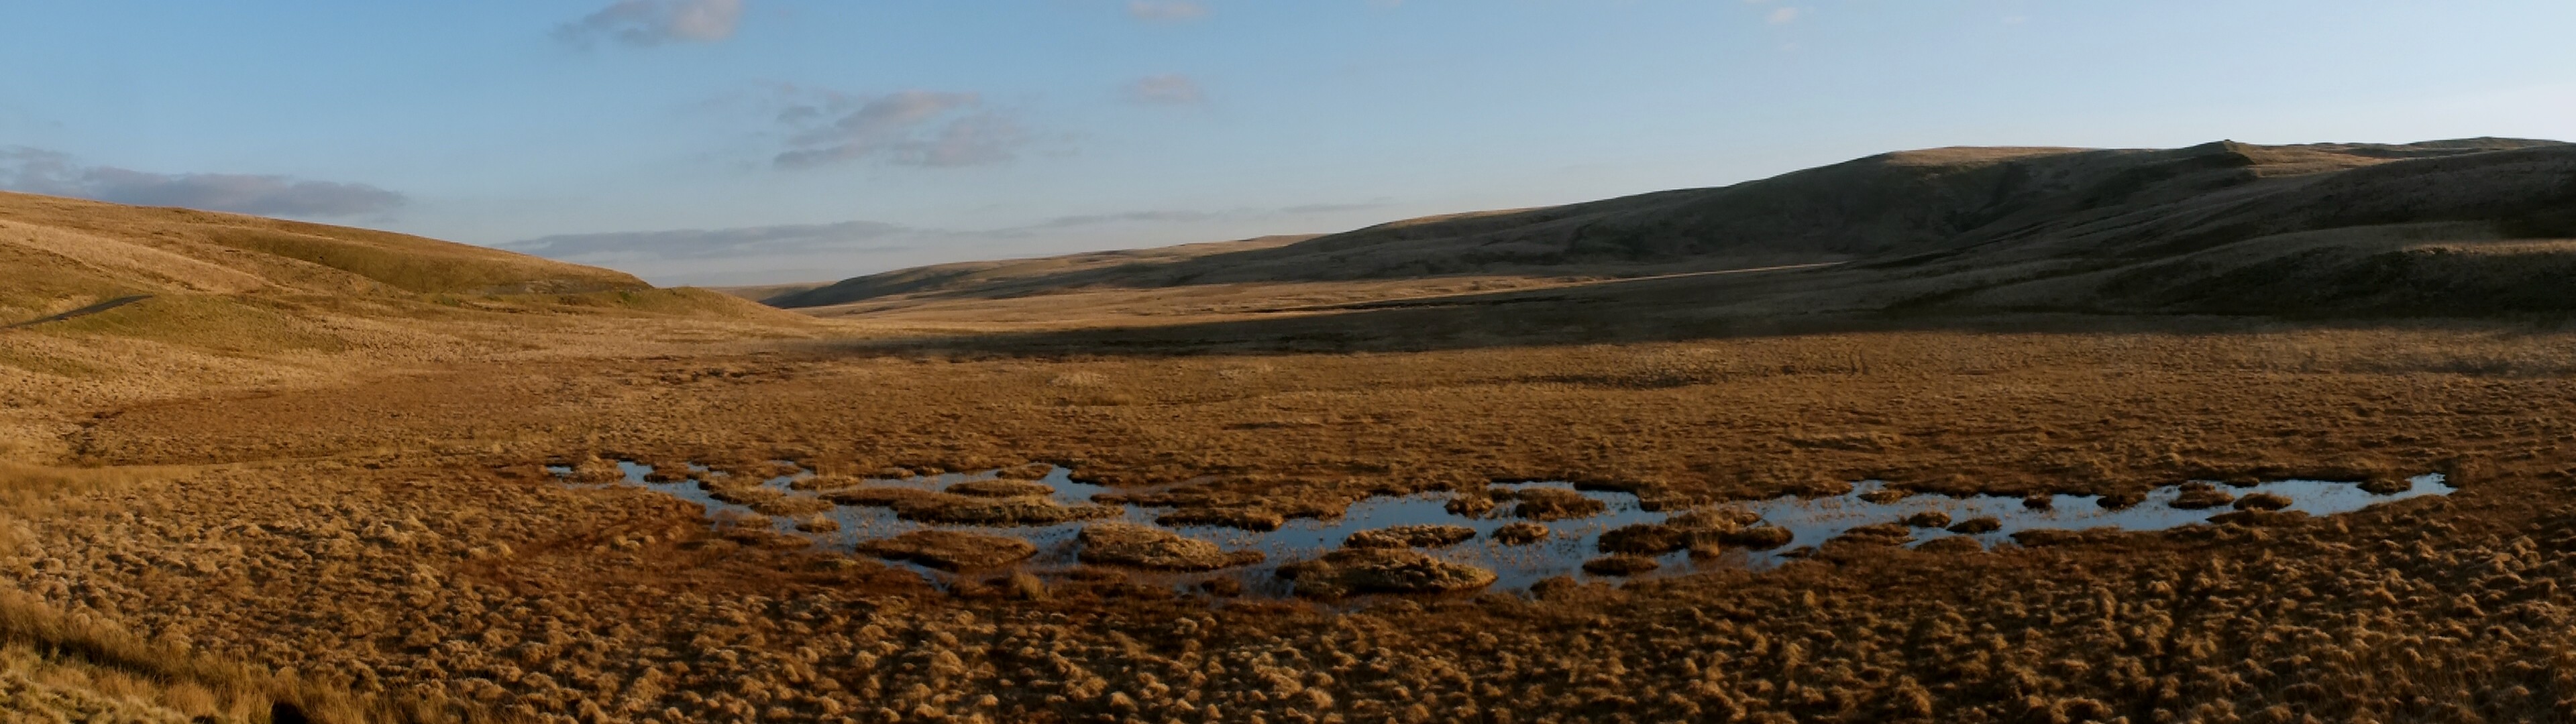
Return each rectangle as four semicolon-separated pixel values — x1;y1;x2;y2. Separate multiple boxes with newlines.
765;234;1315;309
767;138;2576;318
0;191;790;386
0;191;647;319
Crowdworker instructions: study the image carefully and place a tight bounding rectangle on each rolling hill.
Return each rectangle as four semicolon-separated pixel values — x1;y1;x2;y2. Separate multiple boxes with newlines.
768;138;2576;319
0;190;798;424
0;190;651;322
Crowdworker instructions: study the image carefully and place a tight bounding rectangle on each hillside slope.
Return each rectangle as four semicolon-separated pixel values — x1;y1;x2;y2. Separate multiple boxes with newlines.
0;191;802;446
771;138;2576;318
765;234;1315;308
0;191;650;322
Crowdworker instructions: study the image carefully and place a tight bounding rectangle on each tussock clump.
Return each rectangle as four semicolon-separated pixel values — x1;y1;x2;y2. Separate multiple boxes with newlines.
1715;525;1794;549
566;458;624;484
825;486;1115;525
1002;572;1047;600
1858;488;1910;504
1077;523;1263;570
1598;522;1695;555
905;497;1119;526
786;473;863;491
1155;507;1285;532
700;479;781;505
1277;548;1497;596
995;463;1056;480
1902;510;1951;528
1197;577;1245;597
1914;536;1983;554
2008;528;2119;547
1492;521;1549;544
1511;488;1607;521
1444;491;1499;518
2170;481;2235;509
1600;507;1764;554
945;479;1055;498
2210;509;2309;526
1581;554;1660;576
2359;477;2414;495
855;530;1036;570
792;515;839;533
1945;516;2002;534
1344;524;1476;549
1667;506;1762;530
2096;490;2146;509
2021;494;2054;509
1833;522;1915;546
2233;491;2294;510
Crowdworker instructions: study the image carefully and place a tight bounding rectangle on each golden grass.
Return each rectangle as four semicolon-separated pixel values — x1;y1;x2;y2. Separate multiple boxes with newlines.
16;170;2576;720
32;296;350;354
11;310;2576;721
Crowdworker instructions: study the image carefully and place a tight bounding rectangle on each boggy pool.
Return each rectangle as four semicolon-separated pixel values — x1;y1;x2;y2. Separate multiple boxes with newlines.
547;461;2452;595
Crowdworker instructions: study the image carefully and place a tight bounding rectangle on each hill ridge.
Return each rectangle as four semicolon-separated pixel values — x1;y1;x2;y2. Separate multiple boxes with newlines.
765;137;2574;314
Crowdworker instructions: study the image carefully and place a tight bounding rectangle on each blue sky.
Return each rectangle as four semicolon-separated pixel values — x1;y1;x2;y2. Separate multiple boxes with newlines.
3;1;2572;285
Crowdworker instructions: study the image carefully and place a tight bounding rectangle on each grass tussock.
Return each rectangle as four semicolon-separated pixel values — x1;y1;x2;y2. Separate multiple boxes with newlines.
0;590;493;723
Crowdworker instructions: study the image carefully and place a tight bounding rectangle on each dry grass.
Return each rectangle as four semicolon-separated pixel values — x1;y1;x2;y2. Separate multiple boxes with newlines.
6;312;2566;721
15;160;2576;720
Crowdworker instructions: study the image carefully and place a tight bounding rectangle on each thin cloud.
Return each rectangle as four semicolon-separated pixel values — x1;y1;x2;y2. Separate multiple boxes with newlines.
555;0;744;48
524;201;1394;263
1126;1;1208;22
1279;201;1392;215
771;89;1032;169
0;147;405;218
1767;7;1802;24
1122;74;1207;106
1034;210;1220;229
502;220;924;260
504;199;1407;284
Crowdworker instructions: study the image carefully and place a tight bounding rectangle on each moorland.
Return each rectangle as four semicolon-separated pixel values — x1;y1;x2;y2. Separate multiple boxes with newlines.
4;138;2576;722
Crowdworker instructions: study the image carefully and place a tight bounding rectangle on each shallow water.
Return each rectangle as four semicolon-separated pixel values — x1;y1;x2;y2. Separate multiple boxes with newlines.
553;460;2451;595
1741;475;2453;556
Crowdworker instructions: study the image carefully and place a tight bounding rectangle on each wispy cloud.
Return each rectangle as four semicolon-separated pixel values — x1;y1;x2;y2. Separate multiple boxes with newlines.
1122;74;1206;106
500;201;1395;283
504;220;924;260
771;89;1032;169
1126;1;1208;22
1766;7;1802;24
555;0;744;48
0;147;405;218
1030;209;1221;229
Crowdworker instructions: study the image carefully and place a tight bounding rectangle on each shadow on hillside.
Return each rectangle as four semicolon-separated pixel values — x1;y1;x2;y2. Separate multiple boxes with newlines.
815;286;2563;360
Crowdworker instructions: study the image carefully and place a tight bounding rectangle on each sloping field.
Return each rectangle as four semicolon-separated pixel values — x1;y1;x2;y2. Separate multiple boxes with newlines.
772;139;2576;323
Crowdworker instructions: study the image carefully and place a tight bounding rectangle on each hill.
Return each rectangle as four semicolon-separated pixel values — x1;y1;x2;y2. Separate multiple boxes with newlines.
0;191;802;450
762;234;1316;309
0;190;651;322
767;138;2576;319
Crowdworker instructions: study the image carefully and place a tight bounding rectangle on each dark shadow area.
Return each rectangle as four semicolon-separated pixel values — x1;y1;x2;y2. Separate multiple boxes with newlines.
809;263;2576;360
3;294;152;329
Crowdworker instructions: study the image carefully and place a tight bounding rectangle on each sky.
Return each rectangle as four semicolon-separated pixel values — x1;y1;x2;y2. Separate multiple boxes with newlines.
3;1;2573;286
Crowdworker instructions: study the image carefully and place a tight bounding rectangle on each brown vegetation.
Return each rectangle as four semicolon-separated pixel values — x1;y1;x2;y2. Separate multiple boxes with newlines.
10;141;2576;721
1075;524;1262;571
1343;525;1477;550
